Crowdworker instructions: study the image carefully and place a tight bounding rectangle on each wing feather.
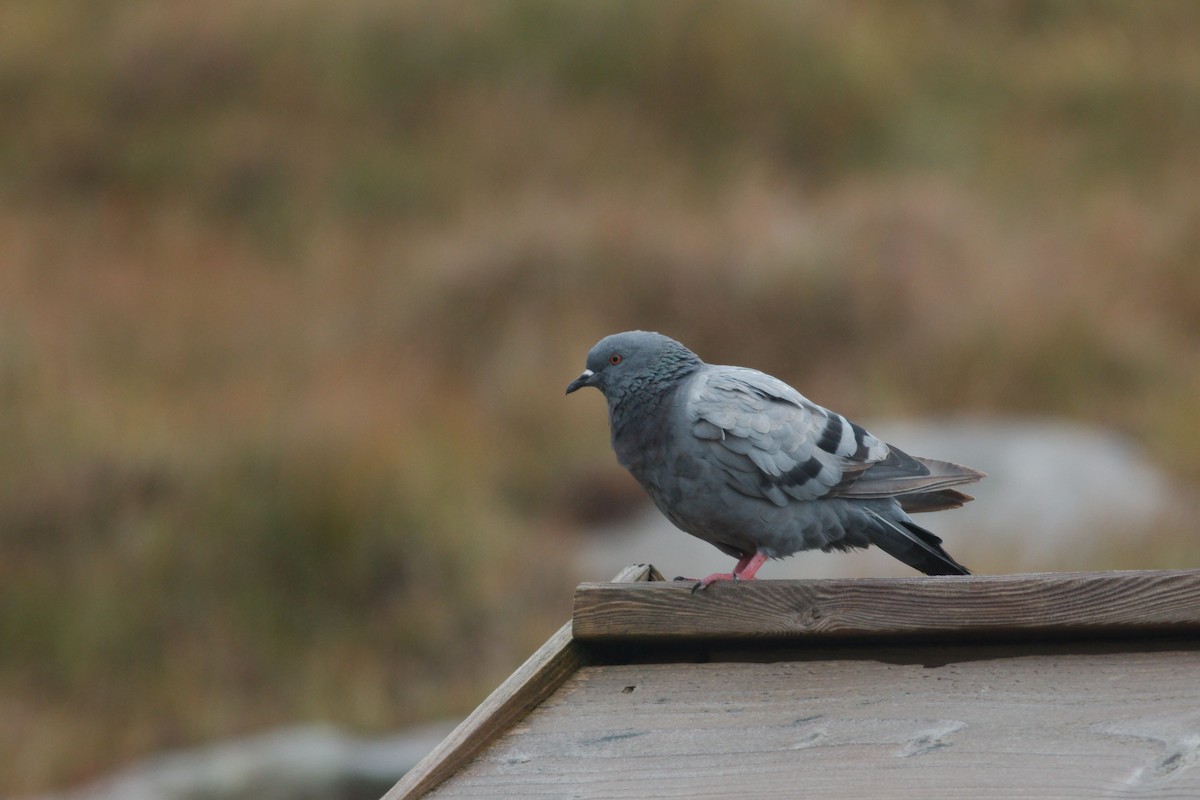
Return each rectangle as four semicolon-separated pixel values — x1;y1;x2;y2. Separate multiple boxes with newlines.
687;367;890;504
686;367;985;510
833;447;986;500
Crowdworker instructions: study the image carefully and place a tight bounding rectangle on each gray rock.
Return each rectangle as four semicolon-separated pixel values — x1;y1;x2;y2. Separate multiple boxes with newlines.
16;721;456;800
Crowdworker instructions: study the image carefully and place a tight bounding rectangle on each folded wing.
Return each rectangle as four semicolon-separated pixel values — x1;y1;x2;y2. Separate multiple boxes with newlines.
687;367;984;510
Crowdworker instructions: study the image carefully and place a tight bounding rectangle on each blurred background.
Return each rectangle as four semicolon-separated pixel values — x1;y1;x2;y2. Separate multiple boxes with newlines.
3;0;1200;796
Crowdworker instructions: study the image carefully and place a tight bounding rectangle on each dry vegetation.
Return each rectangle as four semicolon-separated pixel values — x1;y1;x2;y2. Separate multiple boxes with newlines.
2;0;1200;792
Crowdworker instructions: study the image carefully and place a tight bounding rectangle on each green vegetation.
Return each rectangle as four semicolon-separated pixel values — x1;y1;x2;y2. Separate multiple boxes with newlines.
2;0;1200;792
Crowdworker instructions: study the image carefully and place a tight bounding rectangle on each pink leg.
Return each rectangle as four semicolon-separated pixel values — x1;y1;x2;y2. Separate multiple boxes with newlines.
693;550;769;592
735;550;769;580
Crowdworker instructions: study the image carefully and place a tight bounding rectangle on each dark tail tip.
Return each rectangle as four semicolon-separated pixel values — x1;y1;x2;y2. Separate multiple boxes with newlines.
912;550;972;576
869;514;971;576
900;519;971;575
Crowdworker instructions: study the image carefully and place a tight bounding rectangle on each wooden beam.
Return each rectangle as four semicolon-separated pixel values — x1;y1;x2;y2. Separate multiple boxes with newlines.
572;568;1200;643
382;564;662;800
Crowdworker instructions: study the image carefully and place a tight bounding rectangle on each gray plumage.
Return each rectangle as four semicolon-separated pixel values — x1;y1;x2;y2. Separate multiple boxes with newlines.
566;331;983;583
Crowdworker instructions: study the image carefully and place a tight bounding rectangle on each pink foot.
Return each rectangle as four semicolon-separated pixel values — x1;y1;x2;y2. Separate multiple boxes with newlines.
693;571;738;591
690;551;769;593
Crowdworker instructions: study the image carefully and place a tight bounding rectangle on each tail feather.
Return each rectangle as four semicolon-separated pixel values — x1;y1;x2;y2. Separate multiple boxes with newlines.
897;488;975;514
864;509;970;576
836;448;986;501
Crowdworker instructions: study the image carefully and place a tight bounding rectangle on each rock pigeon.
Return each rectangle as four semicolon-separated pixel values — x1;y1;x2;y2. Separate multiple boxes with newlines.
566;331;984;589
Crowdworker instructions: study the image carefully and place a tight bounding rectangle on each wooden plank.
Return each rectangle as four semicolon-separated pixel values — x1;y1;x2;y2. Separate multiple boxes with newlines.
573;569;1200;643
383;564;661;800
426;644;1200;799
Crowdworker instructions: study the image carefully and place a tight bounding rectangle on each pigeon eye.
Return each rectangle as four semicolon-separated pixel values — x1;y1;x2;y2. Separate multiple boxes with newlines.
609;353;622;365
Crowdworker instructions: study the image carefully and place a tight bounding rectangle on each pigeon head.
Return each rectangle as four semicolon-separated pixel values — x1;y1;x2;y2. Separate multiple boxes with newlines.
566;331;701;400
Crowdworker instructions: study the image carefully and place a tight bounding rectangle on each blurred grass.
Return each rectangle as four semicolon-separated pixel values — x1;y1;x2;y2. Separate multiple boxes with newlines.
2;0;1200;792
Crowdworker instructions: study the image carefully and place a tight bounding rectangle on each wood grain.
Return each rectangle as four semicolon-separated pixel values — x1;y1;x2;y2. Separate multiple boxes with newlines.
426;645;1200;799
382;564;661;800
572;569;1200;643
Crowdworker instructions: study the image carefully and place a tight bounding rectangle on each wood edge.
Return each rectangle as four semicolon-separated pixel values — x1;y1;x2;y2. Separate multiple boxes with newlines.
572;567;1200;643
609;562;667;583
382;621;581;800
384;565;662;799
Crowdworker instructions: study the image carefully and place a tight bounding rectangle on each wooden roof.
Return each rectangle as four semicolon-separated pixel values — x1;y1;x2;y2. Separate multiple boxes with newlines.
384;566;1200;799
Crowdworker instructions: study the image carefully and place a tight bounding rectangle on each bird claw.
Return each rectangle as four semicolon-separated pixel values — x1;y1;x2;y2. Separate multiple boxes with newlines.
690;572;738;593
681;551;766;594
673;576;708;594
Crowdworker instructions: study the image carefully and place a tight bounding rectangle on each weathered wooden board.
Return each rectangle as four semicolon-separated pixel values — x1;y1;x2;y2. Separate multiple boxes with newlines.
425;645;1200;799
573;569;1200;642
383;564;662;800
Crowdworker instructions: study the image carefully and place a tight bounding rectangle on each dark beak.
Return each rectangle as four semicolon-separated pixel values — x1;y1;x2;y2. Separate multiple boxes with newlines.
565;369;595;395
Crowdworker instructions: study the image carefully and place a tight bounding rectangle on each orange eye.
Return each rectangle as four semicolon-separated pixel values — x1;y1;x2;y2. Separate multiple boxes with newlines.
609;353;622;365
